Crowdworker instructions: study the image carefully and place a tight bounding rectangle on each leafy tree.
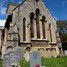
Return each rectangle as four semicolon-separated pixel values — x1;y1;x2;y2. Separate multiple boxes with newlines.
57;20;67;43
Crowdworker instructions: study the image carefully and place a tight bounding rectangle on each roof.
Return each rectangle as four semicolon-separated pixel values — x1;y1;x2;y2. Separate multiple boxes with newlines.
13;0;26;11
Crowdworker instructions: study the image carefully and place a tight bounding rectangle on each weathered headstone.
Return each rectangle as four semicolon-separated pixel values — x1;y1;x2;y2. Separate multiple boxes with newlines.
3;51;19;67
15;46;24;61
3;54;10;67
64;50;67;56
30;51;42;67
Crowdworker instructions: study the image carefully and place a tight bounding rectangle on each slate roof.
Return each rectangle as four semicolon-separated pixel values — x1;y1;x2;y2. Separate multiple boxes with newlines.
13;0;26;11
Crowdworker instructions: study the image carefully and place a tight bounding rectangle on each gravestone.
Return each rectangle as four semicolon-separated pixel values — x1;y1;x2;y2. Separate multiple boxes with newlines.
30;51;42;67
3;54;10;67
64;50;67;55
15;46;24;61
3;51;19;67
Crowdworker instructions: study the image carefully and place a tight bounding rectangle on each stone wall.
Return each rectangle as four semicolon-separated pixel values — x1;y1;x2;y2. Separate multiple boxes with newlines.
12;0;57;44
2;0;62;59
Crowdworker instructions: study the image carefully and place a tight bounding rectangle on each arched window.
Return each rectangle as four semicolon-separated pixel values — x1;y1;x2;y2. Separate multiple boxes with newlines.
42;15;46;39
23;18;26;41
30;12;34;38
36;8;40;38
36;8;40;16
49;23;52;42
42;15;46;22
18;33;20;46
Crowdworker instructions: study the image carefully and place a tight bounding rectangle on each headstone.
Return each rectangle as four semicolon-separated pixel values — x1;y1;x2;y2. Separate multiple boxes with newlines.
64;50;67;55
9;51;19;65
3;51;19;67
3;54;10;67
30;51;42;67
15;46;24;61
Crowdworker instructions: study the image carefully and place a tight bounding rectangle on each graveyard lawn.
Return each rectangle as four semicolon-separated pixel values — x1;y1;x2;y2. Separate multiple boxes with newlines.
42;56;67;67
20;56;67;67
0;59;2;67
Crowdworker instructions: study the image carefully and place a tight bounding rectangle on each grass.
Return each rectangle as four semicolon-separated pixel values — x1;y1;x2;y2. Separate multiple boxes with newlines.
0;56;67;67
20;60;30;67
0;59;3;67
20;56;67;67
42;56;67;67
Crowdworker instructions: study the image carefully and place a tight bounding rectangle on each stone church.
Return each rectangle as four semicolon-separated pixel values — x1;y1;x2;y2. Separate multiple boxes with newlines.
2;0;62;58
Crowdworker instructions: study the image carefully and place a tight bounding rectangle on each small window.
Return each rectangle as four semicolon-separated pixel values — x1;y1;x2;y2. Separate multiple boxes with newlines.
42;15;46;39
49;23;52;42
23;18;26;41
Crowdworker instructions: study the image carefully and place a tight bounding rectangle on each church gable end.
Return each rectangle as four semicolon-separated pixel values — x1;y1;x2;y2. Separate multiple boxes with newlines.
2;0;62;59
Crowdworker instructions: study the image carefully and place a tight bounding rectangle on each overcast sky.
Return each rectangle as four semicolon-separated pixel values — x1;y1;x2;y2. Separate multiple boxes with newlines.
0;0;67;26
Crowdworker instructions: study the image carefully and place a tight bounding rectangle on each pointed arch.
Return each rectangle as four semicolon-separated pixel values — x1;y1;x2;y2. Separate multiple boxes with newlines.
36;8;40;38
42;15;46;39
23;17;26;41
30;12;34;38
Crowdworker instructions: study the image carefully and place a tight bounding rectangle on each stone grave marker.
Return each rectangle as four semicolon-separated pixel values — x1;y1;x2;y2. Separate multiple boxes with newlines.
9;51;19;66
3;51;19;67
3;54;10;67
30;51;42;67
15;46;24;61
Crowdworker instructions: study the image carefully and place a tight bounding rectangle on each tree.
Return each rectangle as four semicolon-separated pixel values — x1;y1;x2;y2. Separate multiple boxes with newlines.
57;20;67;43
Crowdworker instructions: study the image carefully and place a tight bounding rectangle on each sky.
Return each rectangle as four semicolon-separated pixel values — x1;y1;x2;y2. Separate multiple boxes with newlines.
0;0;67;26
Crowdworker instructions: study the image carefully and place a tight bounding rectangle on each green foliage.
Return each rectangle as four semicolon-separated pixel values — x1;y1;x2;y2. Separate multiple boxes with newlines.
56;21;67;43
60;33;67;43
20;60;30;67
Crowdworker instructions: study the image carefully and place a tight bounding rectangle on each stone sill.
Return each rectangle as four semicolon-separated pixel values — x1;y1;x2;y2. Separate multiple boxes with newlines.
20;41;31;44
31;38;49;42
49;42;57;45
7;40;19;41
